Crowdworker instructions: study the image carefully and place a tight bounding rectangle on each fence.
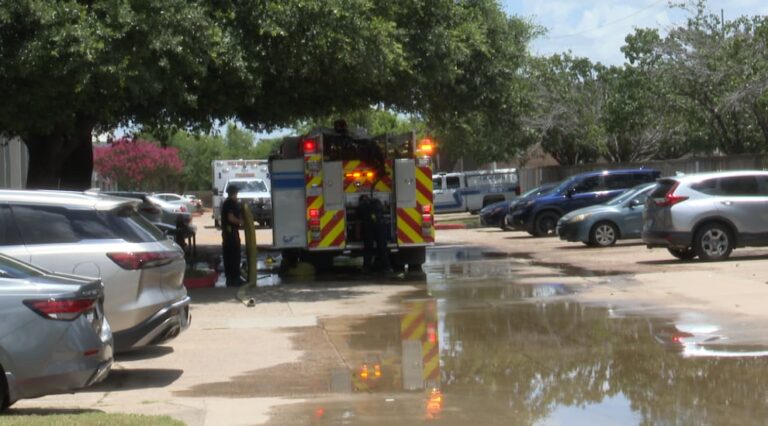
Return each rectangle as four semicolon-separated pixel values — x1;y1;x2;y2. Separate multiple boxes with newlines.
0;137;27;189
518;154;768;192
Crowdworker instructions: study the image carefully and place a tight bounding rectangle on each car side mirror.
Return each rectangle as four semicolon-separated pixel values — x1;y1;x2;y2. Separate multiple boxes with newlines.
628;199;642;208
566;187;576;198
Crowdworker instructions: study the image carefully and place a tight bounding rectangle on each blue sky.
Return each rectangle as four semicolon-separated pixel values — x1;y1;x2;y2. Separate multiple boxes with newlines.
500;0;768;65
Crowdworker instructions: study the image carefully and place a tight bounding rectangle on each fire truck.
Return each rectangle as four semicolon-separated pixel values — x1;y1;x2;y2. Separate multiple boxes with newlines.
269;128;435;271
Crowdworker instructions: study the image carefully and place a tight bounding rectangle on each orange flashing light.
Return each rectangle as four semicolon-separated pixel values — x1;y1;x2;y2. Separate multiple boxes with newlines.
360;364;369;380
353;172;361;178
366;171;374;178
418;138;435;155
374;364;382;378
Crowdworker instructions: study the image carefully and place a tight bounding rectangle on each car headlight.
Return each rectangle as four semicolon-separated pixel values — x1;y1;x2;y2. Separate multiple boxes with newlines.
569;213;589;223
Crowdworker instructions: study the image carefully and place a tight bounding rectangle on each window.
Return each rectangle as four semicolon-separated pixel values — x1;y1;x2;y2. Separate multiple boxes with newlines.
432;178;443;190
9;204;164;245
690;178;719;195
446;176;461;190
605;174;633;190
0;205;23;246
633;172;656;185
573;176;600;193
720;176;759;196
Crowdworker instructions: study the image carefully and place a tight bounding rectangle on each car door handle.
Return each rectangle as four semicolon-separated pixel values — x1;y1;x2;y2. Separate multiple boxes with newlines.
721;201;733;206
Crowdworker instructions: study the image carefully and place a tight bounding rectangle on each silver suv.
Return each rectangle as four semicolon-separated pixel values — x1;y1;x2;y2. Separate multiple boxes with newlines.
0;190;190;352
642;171;768;261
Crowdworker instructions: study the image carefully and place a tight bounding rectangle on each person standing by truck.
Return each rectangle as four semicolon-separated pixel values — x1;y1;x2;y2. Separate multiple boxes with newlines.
221;185;245;286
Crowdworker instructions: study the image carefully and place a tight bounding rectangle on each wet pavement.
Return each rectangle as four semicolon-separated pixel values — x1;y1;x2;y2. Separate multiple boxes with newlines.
247;246;768;425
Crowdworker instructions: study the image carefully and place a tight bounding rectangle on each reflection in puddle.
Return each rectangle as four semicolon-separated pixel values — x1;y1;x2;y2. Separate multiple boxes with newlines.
264;246;768;425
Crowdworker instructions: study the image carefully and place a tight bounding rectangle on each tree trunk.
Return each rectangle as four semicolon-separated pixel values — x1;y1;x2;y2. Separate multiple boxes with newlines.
24;116;94;190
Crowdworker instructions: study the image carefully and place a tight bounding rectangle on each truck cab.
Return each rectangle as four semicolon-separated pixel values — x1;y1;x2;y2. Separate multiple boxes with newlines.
223;178;272;227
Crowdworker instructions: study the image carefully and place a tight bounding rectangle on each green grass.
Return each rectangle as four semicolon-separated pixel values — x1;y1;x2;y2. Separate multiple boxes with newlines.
0;413;183;426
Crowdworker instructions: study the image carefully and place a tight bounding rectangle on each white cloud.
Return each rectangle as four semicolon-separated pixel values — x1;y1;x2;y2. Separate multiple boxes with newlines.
502;0;768;65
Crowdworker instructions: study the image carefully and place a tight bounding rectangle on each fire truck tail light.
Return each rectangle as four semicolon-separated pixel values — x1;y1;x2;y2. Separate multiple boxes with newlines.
422;205;432;214
303;139;317;153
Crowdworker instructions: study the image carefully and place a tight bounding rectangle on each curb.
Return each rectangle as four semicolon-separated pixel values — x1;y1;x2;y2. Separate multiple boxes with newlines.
434;223;467;230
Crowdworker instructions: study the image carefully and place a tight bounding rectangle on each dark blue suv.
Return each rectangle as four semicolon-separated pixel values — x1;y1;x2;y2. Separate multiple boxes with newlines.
507;168;661;237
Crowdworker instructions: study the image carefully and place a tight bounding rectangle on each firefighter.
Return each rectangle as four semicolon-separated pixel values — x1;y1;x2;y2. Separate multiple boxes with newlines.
221;185;245;287
358;194;392;273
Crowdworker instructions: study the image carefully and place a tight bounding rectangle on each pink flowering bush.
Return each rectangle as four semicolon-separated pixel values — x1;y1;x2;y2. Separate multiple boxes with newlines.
94;138;184;191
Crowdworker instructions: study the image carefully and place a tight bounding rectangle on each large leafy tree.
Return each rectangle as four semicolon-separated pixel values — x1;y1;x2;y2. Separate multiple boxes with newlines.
0;0;535;190
523;54;604;165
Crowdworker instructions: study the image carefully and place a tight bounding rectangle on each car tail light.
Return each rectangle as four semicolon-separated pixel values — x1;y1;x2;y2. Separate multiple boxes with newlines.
107;251;181;270
24;297;96;321
655;182;688;207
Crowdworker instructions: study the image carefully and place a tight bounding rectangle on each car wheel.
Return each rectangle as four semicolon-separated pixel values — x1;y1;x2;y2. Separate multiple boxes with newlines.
694;223;733;261
0;365;9;412
667;247;696;260
589;221;618;247
533;212;560;237
501;216;514;231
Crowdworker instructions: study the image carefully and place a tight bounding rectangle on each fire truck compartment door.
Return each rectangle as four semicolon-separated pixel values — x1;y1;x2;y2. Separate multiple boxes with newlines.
271;159;307;249
322;161;344;211
394;159;417;208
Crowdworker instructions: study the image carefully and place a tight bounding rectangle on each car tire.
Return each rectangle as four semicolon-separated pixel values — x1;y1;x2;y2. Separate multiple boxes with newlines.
0;365;9;412
589;221;618;247
533;211;560;237
694;223;734;261
667;247;696;260
501;216;514;232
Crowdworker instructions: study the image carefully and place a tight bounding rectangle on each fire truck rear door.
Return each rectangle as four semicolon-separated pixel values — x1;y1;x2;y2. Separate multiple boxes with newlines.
271;158;307;248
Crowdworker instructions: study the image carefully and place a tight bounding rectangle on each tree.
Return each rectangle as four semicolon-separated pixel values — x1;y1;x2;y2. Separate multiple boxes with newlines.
0;0;536;190
523;54;605;165
93;138;183;191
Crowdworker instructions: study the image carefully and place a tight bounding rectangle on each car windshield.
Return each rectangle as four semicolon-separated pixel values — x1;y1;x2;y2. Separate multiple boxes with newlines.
229;180;267;192
0;254;46;279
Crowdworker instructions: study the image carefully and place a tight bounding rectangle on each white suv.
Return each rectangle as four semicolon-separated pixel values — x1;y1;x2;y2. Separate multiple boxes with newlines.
643;171;768;261
0;190;190;352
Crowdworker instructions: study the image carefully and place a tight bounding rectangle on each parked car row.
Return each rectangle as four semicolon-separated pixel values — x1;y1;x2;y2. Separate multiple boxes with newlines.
488;168;768;262
0;189;191;411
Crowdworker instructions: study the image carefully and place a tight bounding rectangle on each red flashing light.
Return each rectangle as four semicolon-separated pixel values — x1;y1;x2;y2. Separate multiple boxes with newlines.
426;323;437;343
303;139;317;153
422;205;432;214
309;209;320;219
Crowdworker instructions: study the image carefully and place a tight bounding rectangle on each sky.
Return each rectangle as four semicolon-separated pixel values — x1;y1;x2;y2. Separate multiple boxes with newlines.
500;0;768;66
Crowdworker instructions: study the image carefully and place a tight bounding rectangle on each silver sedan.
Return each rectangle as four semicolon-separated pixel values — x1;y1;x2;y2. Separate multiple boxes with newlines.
0;254;113;411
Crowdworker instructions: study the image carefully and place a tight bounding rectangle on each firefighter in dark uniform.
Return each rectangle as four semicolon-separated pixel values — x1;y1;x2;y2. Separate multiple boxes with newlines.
358;194;392;273
221;185;245;287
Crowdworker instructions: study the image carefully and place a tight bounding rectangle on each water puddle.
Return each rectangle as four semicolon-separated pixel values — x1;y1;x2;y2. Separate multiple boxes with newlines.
259;246;768;424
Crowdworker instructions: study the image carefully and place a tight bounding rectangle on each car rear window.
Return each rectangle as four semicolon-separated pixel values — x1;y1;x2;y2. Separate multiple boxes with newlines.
9;204;165;245
650;179;677;198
